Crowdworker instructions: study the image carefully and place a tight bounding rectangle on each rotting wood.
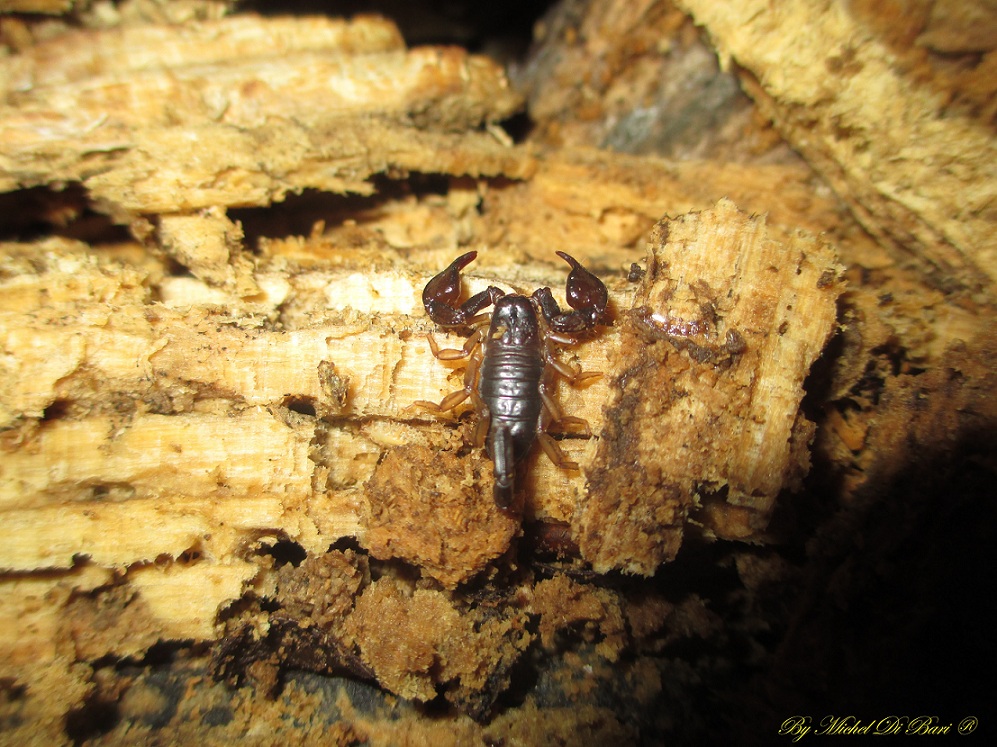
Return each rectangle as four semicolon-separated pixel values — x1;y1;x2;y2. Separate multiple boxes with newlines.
676;0;997;292
0;0;76;13
0;9;938;739
1;197;840;595
0;18;528;207
576;199;842;573
0;14;530;286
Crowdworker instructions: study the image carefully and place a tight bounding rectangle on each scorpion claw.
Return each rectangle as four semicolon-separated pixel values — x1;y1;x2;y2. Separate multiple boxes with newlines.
423;251;505;328
533;251;610;334
422;251;478;327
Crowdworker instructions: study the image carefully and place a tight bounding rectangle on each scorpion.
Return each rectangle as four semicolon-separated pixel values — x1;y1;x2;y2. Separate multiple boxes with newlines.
416;251;609;509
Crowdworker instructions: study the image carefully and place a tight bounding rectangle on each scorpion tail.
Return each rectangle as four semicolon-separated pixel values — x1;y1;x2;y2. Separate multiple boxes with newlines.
490;424;516;509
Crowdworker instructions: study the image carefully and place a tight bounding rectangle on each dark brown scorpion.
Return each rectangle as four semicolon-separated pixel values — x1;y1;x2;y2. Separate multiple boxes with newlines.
416;251;609;509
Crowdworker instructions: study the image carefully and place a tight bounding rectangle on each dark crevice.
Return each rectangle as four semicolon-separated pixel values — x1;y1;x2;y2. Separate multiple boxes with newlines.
282;395;318;418
328;536;366;555
258;538;308;569
64;693;120;746
0;184;131;245
239;0;556;59
229;175;462;250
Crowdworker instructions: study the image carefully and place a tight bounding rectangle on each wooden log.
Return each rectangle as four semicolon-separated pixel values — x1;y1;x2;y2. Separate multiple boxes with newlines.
0;15;529;220
0;11;855;736
576;199;842;573
1;196;840;583
676;0;997;293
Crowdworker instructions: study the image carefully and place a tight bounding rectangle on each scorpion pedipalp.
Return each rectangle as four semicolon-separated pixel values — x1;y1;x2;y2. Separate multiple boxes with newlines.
532;251;610;334
422;250;504;328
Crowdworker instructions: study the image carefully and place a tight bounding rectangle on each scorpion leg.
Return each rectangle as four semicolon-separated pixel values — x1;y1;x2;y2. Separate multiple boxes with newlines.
540;352;598;434
545;352;602;386
416;387;471;414
427;326;484;361
414;337;483;414
537;432;579;472
471;409;490;448
539;383;591;436
423;251;505;328
532;251;609;334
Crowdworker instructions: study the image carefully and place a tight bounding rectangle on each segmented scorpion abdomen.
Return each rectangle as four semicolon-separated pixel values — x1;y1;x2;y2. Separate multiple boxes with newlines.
478;296;546;507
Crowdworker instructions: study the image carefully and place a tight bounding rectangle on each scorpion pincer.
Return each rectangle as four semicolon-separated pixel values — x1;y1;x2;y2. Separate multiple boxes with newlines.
416;251;609;509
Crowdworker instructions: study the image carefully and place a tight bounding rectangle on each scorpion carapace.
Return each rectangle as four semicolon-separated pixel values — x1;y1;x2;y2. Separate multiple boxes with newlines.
416;251;609;509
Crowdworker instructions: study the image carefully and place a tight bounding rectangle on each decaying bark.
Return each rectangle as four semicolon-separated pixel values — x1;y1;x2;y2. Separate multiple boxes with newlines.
0;194;840;742
1;197;839;574
0;13;529;291
676;0;997;292
516;0;788;161
0;0;75;12
1;6;991;745
577;200;841;573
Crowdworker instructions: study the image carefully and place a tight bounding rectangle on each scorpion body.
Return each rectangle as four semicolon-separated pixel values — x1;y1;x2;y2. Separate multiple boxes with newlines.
478;295;547;504
417;251;608;509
